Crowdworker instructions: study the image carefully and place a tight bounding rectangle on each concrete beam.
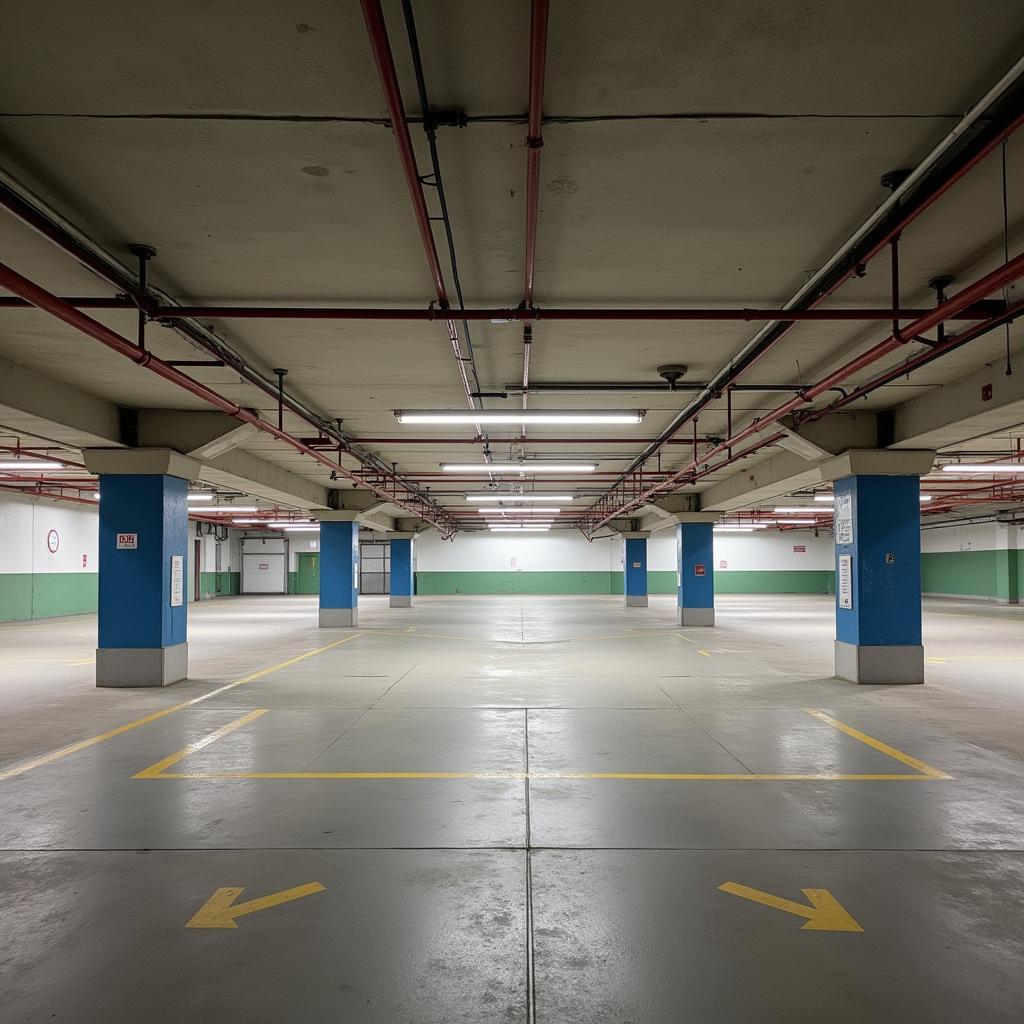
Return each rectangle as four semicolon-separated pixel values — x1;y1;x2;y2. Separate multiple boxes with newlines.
0;354;123;446
198;449;330;509
699;412;884;511
137;410;261;460
892;359;1024;449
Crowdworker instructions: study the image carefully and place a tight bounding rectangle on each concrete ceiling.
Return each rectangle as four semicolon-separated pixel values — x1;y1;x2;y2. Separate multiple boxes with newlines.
1;0;1023;526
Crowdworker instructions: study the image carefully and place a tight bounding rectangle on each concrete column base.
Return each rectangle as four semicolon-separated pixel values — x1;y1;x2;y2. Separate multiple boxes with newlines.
389;595;412;608
624;595;648;608
96;642;188;688
319;607;358;628
678;607;715;627
834;640;924;684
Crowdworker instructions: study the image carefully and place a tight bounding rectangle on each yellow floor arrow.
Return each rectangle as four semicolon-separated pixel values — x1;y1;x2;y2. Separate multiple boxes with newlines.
186;882;326;929
718;882;863;932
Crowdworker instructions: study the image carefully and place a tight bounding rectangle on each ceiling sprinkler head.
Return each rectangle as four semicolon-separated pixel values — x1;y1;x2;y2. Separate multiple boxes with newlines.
657;364;689;390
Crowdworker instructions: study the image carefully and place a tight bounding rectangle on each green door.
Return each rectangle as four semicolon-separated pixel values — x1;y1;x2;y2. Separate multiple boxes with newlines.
296;552;320;594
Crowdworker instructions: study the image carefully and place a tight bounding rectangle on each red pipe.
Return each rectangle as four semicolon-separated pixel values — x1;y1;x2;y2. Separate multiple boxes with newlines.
523;0;549;309
802;296;1024;419
0;262;458;536
144;305;995;323
583;252;1024;532
360;0;477;412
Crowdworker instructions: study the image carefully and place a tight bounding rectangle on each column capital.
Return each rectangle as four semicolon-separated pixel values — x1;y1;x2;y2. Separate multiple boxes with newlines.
316;510;362;522
820;449;935;481
672;512;719;525
83;447;201;480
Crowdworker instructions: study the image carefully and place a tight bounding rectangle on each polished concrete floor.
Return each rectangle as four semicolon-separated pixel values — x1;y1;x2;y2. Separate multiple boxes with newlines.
1;593;1024;1022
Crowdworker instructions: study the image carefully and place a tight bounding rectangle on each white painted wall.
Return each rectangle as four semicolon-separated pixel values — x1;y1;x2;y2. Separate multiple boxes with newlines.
0;491;98;575
921;522;998;552
417;530;617;572
416;527;834;573
711;530;834;571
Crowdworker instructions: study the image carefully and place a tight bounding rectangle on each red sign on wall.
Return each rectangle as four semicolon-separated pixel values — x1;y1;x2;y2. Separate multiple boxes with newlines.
793;544;806;553
694;564;706;576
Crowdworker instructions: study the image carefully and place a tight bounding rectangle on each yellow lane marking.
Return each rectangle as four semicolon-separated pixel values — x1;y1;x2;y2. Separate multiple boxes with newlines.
718;882;863;932
132;705;952;784
676;632;698;643
0;635;361;783
697;650;712;657
69;659;94;665
147;770;943;782
133;710;268;779
186;882;326;929
806;709;951;779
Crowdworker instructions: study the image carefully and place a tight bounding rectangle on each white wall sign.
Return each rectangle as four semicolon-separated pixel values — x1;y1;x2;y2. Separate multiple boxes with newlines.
834;494;854;545
116;532;138;550
838;554;853;610
46;529;60;553
170;554;184;607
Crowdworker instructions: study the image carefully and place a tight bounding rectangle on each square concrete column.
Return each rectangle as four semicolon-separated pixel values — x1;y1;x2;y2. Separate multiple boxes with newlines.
389;533;415;608
622;532;649;607
83;448;200;687
676;515;717;626
824;449;935;684
318;513;359;627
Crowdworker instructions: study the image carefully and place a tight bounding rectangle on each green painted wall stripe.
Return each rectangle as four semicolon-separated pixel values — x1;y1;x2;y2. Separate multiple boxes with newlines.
413;569;834;596
0;573;98;623
921;549;1000;599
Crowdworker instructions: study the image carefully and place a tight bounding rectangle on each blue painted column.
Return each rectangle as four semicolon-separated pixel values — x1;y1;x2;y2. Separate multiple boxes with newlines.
622;533;648;607
84;448;195;687
833;473;924;684
677;519;716;626
319;516;359;627
389;534;414;608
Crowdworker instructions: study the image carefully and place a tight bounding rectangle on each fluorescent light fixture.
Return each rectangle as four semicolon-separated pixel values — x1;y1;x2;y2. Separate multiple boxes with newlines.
773;507;820;514
232;518;260;524
714;526;754;533
489;526;551;532
775;518;818;525
775;429;832;461
396;409;645;425
0;460;63;471
480;508;560;515
201;505;258;513
717;523;769;530
92;491;100;500
283;525;321;532
441;463;596;473
186;493;215;502
813;495;835;503
468;494;572;503
940;463;1024;474
920;495;933;502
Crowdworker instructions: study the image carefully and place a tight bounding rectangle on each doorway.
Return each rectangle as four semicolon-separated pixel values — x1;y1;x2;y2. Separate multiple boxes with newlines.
296;551;320;594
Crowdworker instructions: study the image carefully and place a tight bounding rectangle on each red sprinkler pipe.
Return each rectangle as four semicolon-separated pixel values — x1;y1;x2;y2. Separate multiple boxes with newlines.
583;251;1024;533
0;262;458;536
523;0;549;310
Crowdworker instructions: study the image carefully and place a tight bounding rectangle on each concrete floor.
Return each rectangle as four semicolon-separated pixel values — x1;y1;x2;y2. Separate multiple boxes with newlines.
1;593;1024;1022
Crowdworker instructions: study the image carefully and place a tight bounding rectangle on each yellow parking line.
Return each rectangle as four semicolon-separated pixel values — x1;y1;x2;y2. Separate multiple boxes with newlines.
697;650;712;657
805;709;951;779
0;635;361;783
147;770;943;782
133;710;268;779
